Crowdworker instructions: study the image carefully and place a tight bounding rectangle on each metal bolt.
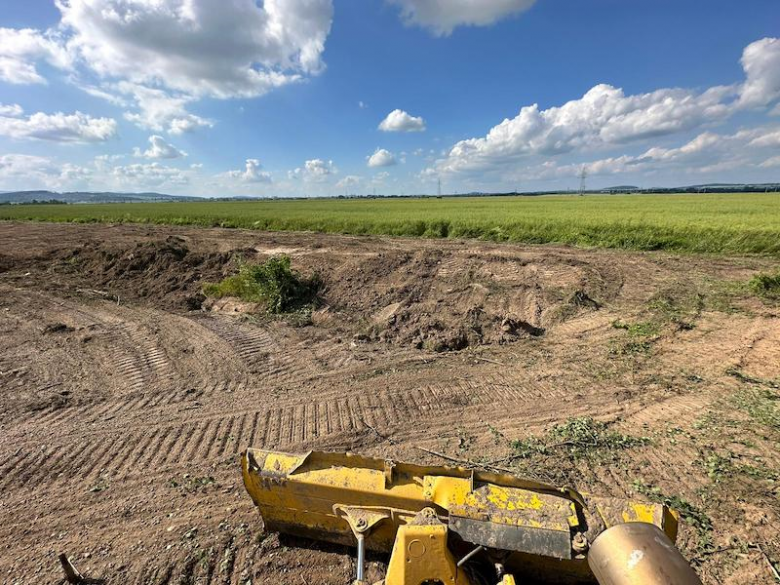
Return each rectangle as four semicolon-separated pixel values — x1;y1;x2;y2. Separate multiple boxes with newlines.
572;532;589;553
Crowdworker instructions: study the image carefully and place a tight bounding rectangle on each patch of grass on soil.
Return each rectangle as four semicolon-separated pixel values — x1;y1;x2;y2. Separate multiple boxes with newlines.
511;416;650;461
748;270;780;300
632;480;714;555
203;255;321;314
732;387;780;430
699;451;778;484
609;287;704;357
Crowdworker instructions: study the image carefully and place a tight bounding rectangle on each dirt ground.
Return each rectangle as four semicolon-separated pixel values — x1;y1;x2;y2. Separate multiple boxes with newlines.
0;222;778;585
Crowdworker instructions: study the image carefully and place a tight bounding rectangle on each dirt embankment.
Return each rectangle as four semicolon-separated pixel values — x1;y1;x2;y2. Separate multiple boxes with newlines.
14;235;612;352
0;222;778;585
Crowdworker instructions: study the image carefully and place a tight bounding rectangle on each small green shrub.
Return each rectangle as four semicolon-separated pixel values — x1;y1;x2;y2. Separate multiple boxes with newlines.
611;320;659;337
748;271;780;299
510;436;549;458
203;255;321;313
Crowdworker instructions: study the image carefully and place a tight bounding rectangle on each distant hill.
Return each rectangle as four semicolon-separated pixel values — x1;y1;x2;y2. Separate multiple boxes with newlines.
0;190;204;204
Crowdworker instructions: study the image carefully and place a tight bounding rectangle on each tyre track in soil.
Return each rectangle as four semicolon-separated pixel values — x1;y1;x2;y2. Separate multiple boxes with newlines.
0;309;728;508
1;365;600;491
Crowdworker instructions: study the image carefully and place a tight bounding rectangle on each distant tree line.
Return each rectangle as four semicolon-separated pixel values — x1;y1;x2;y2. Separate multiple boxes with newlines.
0;199;69;205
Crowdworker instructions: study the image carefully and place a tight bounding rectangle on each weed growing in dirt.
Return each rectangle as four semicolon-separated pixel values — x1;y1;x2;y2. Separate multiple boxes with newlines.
632;480;714;554
548;289;603;321
611;320;660;337
726;367;779;389
551;417;650;459
732;387;780;430
511;417;650;461
609;338;653;357
748;270;780;300
203;255;321;314
609;288;704;358
89;477;109;493
457;427;475;453
170;474;217;492
699;452;779;484
510;436;549;458
488;425;506;445
647;290;704;329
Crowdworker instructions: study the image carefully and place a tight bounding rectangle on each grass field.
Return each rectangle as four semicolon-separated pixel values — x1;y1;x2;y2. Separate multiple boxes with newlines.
2;192;780;255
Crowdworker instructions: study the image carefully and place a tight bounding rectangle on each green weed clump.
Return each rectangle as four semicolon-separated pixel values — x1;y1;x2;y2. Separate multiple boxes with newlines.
632;480;714;554
511;416;649;461
733;387;780;430
748;270;780;299
203;255;321;314
550;416;650;459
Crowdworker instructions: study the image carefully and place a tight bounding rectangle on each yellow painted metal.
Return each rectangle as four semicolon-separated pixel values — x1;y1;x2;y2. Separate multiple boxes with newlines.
383;509;472;585
588;496;679;538
241;449;684;583
241;449;597;552
426;475;579;531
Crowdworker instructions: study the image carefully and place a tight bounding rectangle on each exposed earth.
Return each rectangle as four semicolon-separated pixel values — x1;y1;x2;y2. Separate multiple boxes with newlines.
0;222;778;584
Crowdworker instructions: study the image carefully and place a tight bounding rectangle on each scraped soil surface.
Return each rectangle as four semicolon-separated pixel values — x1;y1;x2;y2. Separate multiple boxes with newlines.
0;222;779;584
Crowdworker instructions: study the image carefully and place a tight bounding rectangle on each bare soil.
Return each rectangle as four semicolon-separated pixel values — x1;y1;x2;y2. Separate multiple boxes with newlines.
0;222;778;584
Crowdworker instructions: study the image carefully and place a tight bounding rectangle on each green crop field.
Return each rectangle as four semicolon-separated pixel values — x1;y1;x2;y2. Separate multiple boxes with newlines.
2;193;780;255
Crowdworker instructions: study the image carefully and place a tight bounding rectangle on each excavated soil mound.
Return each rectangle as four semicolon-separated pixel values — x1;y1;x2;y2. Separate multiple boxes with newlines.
57;237;256;310
16;240;610;351
319;248;601;350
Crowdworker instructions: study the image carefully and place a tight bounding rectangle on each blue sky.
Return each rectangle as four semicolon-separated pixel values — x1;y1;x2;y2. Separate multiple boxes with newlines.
0;0;779;196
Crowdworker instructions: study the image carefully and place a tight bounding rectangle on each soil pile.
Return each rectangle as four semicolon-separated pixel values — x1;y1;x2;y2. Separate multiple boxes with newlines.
320;249;596;351
61;237;255;309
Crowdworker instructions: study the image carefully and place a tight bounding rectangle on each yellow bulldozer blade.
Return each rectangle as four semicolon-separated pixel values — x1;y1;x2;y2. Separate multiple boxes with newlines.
242;449;702;585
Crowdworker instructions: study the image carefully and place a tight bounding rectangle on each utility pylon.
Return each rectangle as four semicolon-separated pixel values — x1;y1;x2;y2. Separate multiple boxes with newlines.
578;166;588;197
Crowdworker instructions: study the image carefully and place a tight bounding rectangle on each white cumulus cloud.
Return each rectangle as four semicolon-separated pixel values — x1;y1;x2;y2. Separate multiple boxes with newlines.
133;135;187;159
109;162;193;188
0;153;93;191
227;159;272;183
0;0;334;134
0;153;57;180
115;82;213;135
336;175;361;189
367;148;398;168
435;83;736;176
0;27;72;84
388;0;536;36
0;103;24;117
427;38;780;182
0;109;117;143
759;155;780;168
738;37;780;108
56;0;334;99
289;159;336;182
378;109;426;132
